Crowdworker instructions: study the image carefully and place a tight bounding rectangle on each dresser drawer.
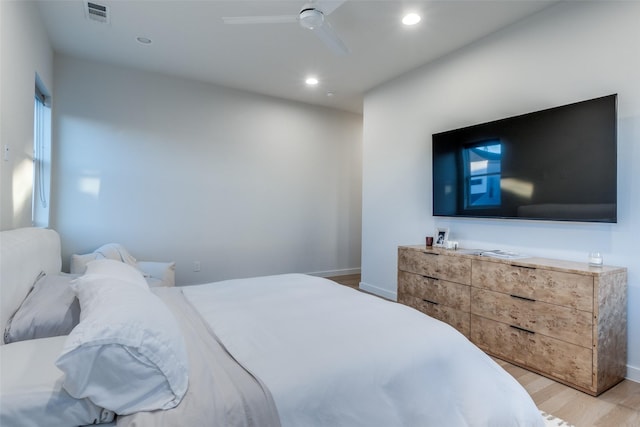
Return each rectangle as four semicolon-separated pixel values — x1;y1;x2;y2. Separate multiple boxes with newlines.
398;271;470;312
471;288;592;347
399;294;470;338
472;259;593;311
398;248;471;285
471;315;593;389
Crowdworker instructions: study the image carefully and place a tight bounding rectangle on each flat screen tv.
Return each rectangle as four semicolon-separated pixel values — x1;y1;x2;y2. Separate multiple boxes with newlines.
432;94;617;223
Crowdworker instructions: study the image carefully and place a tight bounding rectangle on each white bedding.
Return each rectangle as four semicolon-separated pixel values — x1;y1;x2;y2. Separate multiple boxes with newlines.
0;336;114;427
117;288;280;427
184;274;544;427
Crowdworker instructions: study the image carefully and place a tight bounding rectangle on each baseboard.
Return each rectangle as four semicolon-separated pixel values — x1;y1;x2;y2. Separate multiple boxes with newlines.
627;364;640;383
359;281;397;301
308;268;361;278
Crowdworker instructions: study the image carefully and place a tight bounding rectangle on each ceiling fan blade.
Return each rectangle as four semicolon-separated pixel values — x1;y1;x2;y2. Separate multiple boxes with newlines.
222;15;298;25
313;21;349;55
314;0;346;16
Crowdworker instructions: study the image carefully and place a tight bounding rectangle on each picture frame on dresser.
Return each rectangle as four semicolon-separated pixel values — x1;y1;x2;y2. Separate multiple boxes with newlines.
435;228;449;247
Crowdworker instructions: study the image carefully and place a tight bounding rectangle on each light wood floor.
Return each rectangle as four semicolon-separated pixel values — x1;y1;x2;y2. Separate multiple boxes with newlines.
327;274;640;427
496;358;640;426
328;273;361;289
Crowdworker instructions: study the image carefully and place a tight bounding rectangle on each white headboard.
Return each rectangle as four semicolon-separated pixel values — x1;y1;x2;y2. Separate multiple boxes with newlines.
0;227;61;341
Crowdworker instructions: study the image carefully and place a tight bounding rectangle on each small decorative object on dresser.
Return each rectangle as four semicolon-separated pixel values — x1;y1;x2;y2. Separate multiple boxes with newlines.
397;245;627;396
588;251;604;266
434;228;449;247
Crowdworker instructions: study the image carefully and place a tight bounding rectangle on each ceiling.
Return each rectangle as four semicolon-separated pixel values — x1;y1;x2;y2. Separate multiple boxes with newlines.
36;0;559;113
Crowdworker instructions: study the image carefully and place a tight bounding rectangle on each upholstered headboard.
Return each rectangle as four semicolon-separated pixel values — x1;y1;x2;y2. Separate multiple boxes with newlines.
0;227;61;341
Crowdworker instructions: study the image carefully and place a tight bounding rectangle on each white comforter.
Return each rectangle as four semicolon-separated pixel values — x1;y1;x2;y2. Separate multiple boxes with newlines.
183;274;543;427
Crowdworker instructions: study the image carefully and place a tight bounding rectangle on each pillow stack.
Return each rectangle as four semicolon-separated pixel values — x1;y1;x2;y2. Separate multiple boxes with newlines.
55;259;189;415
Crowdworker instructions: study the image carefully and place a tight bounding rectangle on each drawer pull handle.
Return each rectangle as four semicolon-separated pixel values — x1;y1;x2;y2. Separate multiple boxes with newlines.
422;299;439;305
422;251;440;256
510;294;536;303
510;325;535;334
421;275;439;281
511;264;536;270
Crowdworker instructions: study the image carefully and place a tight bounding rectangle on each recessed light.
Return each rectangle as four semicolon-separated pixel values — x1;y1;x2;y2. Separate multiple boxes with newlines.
326;92;335;97
402;13;421;26
136;37;152;45
305;77;319;86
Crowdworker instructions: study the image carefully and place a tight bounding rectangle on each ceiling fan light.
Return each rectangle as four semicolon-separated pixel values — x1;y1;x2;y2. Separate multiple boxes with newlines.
299;8;324;30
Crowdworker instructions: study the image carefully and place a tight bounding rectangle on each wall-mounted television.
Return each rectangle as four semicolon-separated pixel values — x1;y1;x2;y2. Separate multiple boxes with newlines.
432;94;617;223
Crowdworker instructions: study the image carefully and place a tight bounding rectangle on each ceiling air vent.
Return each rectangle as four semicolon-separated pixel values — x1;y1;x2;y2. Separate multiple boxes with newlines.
84;1;110;24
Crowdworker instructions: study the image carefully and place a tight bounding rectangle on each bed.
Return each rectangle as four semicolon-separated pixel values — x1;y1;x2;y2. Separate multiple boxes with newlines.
0;227;544;427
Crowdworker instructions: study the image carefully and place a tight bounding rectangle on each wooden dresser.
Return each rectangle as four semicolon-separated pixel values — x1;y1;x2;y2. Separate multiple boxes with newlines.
397;245;627;396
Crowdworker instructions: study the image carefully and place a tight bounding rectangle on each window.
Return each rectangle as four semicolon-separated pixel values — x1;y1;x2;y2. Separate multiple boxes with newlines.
464;141;502;208
32;81;51;227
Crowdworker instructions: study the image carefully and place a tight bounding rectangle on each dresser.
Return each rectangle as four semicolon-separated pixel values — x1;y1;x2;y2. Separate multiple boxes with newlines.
397;245;627;396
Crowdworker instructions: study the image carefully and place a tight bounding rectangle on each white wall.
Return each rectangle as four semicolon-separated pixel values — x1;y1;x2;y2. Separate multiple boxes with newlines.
0;0;54;230
362;1;640;380
52;55;362;284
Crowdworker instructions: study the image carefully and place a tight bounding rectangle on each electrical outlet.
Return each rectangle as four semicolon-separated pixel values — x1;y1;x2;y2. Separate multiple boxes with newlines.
193;261;201;272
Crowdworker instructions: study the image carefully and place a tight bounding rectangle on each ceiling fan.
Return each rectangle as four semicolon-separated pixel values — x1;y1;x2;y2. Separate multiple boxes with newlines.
222;0;349;56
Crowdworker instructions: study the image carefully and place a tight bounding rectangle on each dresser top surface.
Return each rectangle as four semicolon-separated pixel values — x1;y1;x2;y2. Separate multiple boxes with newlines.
400;245;626;276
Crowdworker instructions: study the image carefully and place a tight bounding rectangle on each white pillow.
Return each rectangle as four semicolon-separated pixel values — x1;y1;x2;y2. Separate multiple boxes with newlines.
83;259;149;290
70;252;99;275
0;336;115;426
4;272;80;344
55;271;188;415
